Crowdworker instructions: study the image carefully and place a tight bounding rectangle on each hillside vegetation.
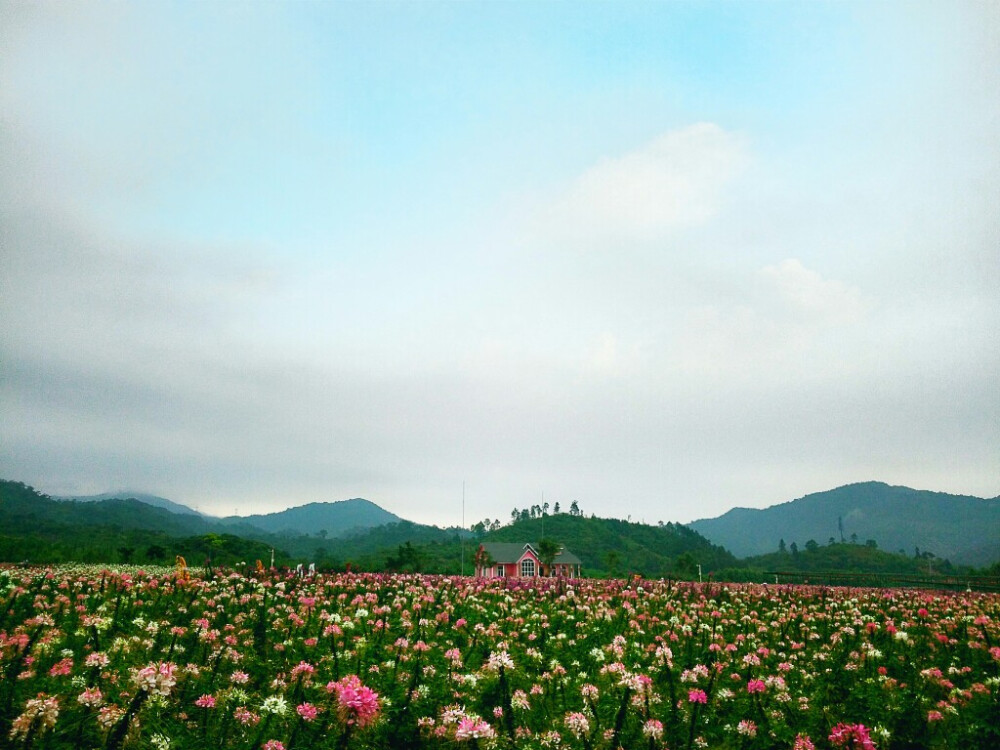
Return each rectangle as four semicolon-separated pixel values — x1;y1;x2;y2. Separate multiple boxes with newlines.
3;479;999;582
481;513;737;577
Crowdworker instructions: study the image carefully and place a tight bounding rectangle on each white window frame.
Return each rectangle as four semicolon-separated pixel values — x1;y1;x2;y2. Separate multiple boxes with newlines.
520;558;536;577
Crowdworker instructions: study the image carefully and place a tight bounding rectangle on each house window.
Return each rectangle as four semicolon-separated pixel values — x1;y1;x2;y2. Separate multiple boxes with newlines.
497;566;505;577
521;558;535;577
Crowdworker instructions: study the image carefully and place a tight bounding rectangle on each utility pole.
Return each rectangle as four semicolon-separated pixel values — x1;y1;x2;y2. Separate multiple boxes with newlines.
461;481;465;576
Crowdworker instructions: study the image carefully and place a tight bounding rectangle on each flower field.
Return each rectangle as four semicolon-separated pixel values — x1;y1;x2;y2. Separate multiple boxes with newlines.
1;566;998;749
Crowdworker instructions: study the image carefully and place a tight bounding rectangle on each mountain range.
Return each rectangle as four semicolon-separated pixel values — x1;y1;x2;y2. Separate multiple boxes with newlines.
4;479;998;570
52;491;401;538
688;482;1000;567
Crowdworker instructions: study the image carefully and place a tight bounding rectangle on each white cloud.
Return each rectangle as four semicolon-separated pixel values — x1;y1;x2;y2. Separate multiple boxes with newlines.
674;259;871;379
759;258;869;325
548;123;748;242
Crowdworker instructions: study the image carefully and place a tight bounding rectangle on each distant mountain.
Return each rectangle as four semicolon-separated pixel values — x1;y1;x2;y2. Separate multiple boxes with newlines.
51;487;403;539
217;499;403;538
6;480;405;544
1;479;411;566
56;491;203;516
688;482;1000;567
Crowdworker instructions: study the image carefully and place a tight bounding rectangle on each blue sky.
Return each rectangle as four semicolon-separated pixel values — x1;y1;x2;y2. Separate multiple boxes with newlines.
2;1;997;526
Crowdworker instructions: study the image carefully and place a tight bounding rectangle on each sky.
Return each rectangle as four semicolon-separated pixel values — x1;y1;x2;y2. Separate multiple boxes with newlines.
1;1;998;528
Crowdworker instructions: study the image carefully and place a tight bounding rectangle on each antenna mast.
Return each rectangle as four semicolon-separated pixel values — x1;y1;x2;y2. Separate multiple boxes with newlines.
461;481;466;576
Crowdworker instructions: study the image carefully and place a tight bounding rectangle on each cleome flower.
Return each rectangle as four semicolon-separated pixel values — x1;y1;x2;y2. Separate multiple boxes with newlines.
486;650;515;672
327;674;381;728
133;662;178;697
9;693;60;741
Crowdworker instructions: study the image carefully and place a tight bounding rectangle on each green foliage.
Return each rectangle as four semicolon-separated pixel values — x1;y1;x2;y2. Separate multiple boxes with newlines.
483;513;736;578
747;540;952;576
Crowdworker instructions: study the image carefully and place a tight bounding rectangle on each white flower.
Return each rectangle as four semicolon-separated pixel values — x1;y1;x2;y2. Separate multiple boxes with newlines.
486;651;514;672
260;695;288;716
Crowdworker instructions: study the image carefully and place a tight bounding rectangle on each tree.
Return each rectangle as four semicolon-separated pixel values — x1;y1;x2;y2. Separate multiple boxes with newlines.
473;545;493;574
778;539;787;554
386;542;422;572
570;501;580;517
805;539;819;553
865;539;878;549
536;539;560;577
553;502;561;514
675;552;697;576
790;541;799;556
604;550;620;576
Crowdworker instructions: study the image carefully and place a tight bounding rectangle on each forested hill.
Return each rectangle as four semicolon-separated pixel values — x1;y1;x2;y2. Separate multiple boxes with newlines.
12;480;404;542
688;482;1000;567
0;480;276;566
0;480;409;566
482;513;737;577
3;481;214;536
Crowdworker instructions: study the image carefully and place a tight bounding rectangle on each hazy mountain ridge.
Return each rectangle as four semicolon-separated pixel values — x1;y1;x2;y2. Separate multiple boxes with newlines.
55;491;204;517
688;481;1000;567
48;487;402;539
215;499;402;537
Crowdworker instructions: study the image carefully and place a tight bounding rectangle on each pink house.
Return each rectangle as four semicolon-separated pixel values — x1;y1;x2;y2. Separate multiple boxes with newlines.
474;542;582;579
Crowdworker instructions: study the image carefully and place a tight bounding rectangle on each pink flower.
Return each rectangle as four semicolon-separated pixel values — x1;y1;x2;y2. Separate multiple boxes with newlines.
829;723;877;749
9;694;59;740
327;675;381;728
76;687;103;708
737;719;757;737
564;712;590;738
296;702;319;722
455;716;496;741
688;688;708;704
84;653;110;668
793;734;816;750
290;661;316;679
48;658;73;677
133;662;177;697
746;678;766;693
234;706;260;726
927;710;944;722
643;719;664;739
262;741;285;750
194;694;216;709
